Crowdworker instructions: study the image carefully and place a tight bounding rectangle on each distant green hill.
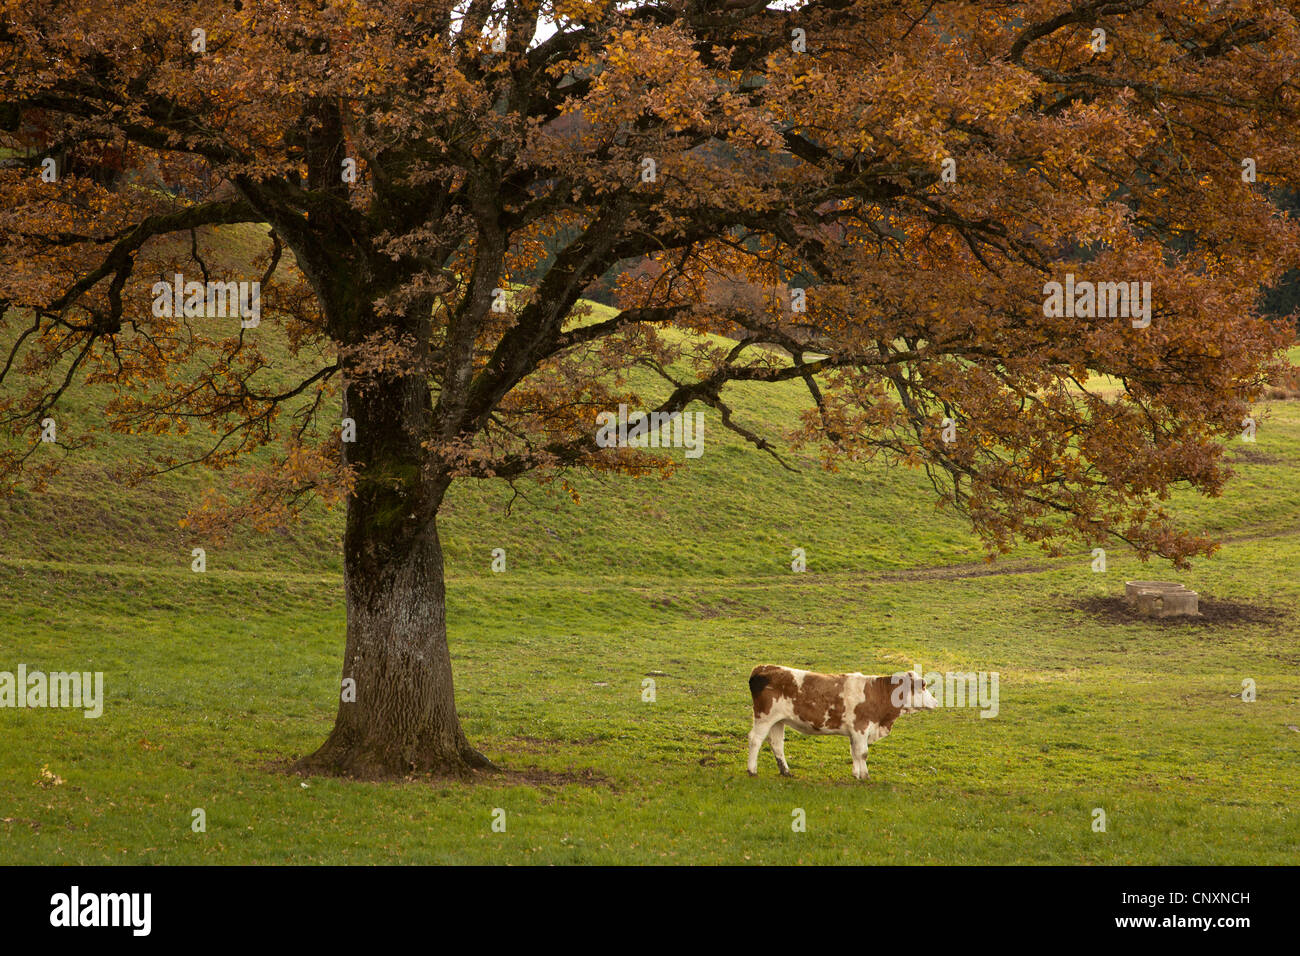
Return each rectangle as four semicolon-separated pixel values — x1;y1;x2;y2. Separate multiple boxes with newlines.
4;224;1297;585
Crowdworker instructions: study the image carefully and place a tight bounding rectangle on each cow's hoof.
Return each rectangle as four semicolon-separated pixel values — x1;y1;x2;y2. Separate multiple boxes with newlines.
778;767;793;777
747;770;757;777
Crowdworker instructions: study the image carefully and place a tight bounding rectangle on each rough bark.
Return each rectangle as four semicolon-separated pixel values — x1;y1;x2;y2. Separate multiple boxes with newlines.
295;309;494;779
294;506;494;779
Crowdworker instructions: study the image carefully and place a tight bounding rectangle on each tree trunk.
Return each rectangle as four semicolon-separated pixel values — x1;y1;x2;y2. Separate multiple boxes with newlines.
296;510;494;778
295;362;494;778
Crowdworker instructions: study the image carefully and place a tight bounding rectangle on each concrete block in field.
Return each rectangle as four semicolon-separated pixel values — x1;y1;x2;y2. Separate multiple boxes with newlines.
1126;581;1199;618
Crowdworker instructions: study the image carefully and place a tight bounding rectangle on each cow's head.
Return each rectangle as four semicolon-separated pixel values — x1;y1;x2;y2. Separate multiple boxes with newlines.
890;671;939;713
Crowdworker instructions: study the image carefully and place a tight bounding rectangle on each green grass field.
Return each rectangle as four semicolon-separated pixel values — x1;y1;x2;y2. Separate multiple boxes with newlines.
1;272;1297;863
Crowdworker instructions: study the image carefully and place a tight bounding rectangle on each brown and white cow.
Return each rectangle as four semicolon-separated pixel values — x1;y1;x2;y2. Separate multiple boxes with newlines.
747;664;938;779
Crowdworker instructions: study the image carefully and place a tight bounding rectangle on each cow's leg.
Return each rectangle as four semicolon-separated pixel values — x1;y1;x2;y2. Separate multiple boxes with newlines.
849;731;869;780
748;714;779;776
767;722;791;776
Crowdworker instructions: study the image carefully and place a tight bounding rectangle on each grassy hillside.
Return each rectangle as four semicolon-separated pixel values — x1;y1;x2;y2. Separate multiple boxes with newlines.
1;232;1297;863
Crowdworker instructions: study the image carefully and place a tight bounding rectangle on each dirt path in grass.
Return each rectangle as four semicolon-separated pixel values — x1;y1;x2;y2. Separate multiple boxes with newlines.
1;518;1297;588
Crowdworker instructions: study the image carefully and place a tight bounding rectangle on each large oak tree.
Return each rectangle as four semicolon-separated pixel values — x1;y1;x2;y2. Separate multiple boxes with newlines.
2;0;1297;777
